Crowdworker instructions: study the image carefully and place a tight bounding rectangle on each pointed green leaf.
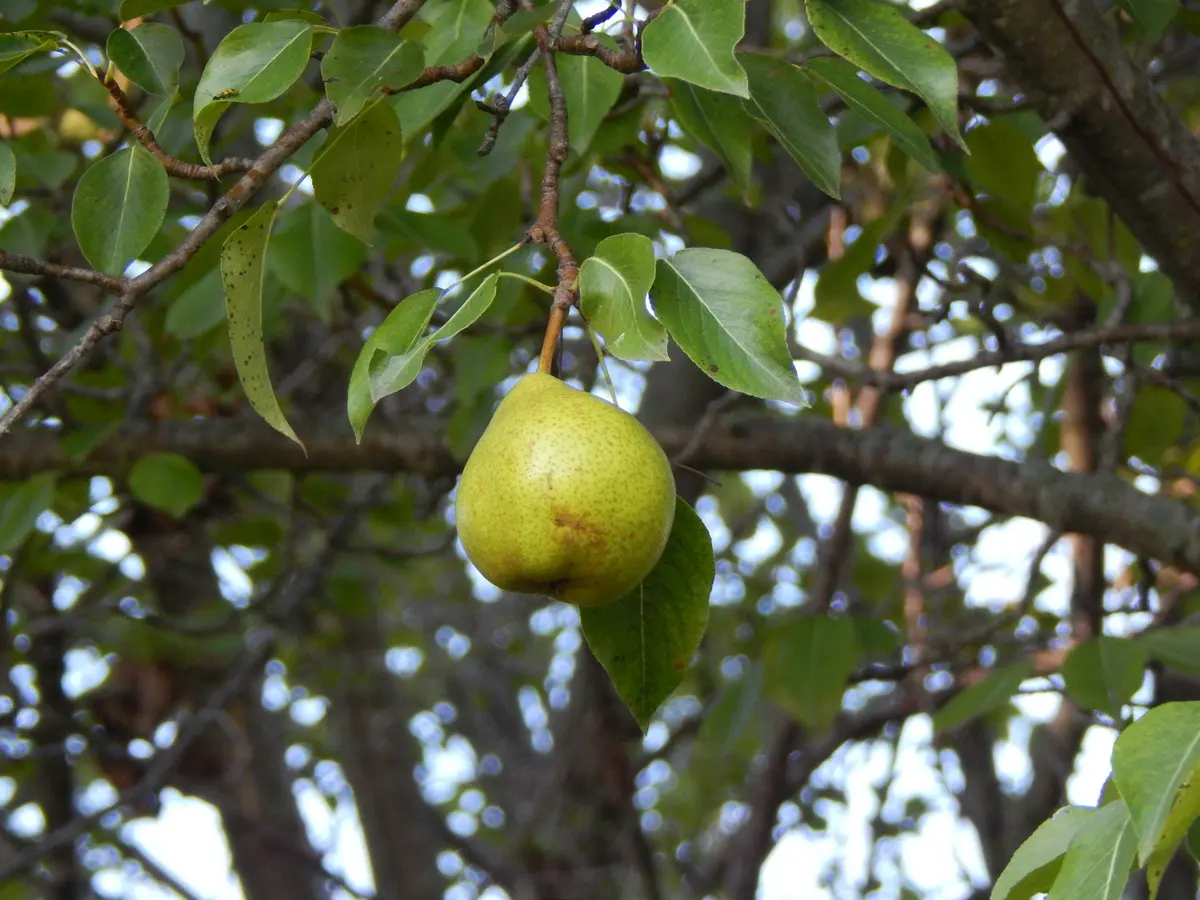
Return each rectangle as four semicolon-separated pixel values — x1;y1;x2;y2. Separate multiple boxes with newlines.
71;146;169;275
0;474;55;554
348;287;440;440
107;23;184;95
667;79;755;196
311;100;405;244
739;53;841;198
965;120;1042;215
392;0;494;139
321;25;424;126
193;21;313;166
580;498;714;731
992;806;1095;900
1118;0;1177;39
932;660;1034;733
651;249;805;404
766;615;858;730
804;0;963;147
0;32;57;76
1142;627;1200;676
267;203;368;322
0;143;14;205
166;267;225;340
579;233;667;362
369;273;500;403
642;0;748;97
1112;703;1200;873
1061;636;1146;719
804;56;939;172
128;453;204;519
220;200;303;449
527;48;625;156
1047;801;1136;900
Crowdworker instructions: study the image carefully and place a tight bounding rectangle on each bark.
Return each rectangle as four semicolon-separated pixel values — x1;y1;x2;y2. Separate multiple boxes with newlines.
961;0;1200;306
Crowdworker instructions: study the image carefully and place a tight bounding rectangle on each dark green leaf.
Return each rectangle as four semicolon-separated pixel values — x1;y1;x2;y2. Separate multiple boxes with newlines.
804;56;939;172
0;142;14;205
0;474;55;554
220;200;303;448
1126;386;1186;466
932;660;1033;733
965;120;1042;215
127;453;203;519
311;101;405;244
766;615;858;730
268;203;368;321
579;233;667;362
166;267;225;340
348;287;440;440
580;498;714;730
651;249;806;404
71;146;169;275
1061;636;1146;719
804;0;963;146
642;0;749;97
193;21;313;166
118;0;187;18
1118;0;1178;39
107;22;184;95
1142;627;1200;676
0;31;57;76
667;79;755;196
321;25;424;126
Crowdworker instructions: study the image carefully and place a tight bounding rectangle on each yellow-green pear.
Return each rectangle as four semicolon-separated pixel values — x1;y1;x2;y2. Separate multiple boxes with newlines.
455;372;676;607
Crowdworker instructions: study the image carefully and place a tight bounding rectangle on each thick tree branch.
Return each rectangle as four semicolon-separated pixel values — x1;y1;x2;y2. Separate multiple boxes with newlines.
7;413;1200;573
962;0;1200;305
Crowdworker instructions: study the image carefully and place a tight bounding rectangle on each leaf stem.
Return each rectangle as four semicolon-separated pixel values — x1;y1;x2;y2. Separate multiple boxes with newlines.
585;321;619;406
499;272;555;295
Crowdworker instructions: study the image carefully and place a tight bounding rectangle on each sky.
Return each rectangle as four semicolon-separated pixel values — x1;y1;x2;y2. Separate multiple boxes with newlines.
0;1;1145;898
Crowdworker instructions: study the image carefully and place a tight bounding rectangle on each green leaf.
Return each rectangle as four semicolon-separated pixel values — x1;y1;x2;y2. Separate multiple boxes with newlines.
526;50;625;156
369;273;500;403
1112;703;1200;878
1061;636;1146;719
0;474;55;554
804;56;939;172
1126;386;1186;466
1118;0;1178;39
118;0;187;18
579;233;667;362
321;26;425;127
268;203;368;321
993;806;1094;900
220;200;303;449
642;0;749;98
804;0;963;147
166;267;225;340
0;143;14;205
813;206;904;322
347;287;440;440
311;100;405;244
127;453;203;519
580;498;714;731
392;0;494;139
107;23;184;95
965;120;1042;215
71;146;169;275
0;32;57;76
1047;801;1136;900
766;615;857;730
932;660;1033;733
1142;627;1200;676
667;79;755;196
193;21;313;166
651;249;805;404
739;53;841;199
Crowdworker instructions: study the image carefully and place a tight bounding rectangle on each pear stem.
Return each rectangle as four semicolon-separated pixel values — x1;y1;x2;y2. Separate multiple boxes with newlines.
537;303;569;374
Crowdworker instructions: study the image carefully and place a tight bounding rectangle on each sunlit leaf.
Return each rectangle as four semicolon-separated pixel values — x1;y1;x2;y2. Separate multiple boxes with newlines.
107;22;184;95
71;146;169;275
579;233;668;362
321;25;424;126
642;0;749;97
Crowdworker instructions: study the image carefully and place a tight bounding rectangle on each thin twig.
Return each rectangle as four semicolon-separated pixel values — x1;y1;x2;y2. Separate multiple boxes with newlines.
0;251;125;292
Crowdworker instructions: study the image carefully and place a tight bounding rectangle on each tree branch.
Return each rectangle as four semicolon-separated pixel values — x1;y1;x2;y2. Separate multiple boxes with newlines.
0;250;126;292
7;413;1200;572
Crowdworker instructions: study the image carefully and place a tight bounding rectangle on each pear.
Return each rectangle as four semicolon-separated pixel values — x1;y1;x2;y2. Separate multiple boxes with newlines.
455;372;676;607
